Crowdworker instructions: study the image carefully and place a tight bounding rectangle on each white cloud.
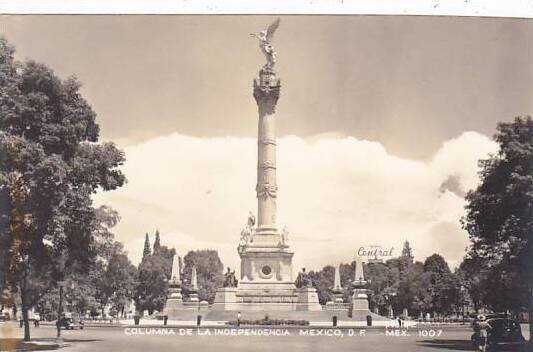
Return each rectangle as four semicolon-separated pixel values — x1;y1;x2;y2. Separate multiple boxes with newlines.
94;131;497;272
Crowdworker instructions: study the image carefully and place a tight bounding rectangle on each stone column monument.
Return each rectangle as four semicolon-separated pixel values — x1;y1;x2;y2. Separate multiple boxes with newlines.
233;19;299;310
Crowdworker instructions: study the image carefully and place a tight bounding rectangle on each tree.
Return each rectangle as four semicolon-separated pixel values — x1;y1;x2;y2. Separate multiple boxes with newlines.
401;241;414;264
153;230;161;254
397;262;432;317
155;244;175;279
423;254;457;317
106;253;137;317
182;250;223;303
134;254;169;315
423;254;450;275
309;266;335;305
142;233;151;261
339;262;355;303
36;272;99;320
457;257;487;313
0;288;16;317
66;273;99;316
365;262;397;314
462;116;532;342
93;242;137;318
134;236;174;315
0;37;126;340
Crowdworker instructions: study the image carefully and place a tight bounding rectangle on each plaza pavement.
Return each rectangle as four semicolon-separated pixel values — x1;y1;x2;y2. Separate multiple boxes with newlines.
1;321;531;352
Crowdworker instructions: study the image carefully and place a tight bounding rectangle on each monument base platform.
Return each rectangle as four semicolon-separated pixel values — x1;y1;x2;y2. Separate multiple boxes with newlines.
187;308;393;323
164;302;209;319
212;287;240;311
236;282;298;304
352;288;370;311
324;301;350;312
296;287;322;311
163;297;183;317
213;284;326;312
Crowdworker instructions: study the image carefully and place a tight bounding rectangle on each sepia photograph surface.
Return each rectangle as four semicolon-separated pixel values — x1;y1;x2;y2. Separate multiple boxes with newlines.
0;12;532;352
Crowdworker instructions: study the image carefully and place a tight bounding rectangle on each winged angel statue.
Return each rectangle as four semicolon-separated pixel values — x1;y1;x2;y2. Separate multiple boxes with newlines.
250;18;281;70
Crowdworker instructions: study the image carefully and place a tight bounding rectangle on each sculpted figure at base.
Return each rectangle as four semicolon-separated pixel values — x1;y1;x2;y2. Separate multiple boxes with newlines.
223;267;238;287
295;267;313;288
238;211;256;253
281;226;289;246
247;211;255;228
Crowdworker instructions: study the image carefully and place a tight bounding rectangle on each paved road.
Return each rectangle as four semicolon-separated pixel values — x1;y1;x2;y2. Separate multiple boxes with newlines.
1;323;530;351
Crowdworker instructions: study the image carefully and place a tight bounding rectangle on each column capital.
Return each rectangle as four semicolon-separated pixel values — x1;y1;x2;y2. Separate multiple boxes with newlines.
253;68;280;116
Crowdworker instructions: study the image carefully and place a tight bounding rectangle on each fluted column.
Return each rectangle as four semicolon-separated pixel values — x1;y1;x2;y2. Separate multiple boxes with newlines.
253;68;280;232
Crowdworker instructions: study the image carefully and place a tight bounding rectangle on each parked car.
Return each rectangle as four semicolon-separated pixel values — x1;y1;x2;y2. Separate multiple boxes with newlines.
57;313;84;330
0;312;10;321
471;314;525;349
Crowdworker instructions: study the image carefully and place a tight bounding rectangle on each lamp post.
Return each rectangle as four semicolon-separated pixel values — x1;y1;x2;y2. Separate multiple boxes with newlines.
528;286;533;350
384;292;396;319
56;280;66;342
460;285;466;325
55;253;67;344
427;286;435;321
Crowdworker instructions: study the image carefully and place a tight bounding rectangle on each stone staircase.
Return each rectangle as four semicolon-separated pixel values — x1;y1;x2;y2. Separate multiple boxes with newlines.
199;309;390;322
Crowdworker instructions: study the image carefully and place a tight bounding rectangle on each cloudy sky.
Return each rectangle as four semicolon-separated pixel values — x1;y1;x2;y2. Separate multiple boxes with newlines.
1;15;531;271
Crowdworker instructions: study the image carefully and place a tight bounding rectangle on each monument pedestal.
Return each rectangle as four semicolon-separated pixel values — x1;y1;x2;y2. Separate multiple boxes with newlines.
188;292;199;303
296;287;322;311
331;291;344;304
163;282;184;316
352;288;370;311
236;236;298;310
165;296;183;309
164;300;184;317
212;287;238;310
325;301;350;312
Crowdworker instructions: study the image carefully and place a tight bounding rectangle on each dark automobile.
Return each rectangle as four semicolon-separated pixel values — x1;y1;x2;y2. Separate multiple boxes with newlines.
57;315;84;330
471;315;525;349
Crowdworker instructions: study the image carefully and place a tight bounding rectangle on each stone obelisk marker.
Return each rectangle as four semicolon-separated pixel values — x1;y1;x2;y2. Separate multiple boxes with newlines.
189;265;199;303
163;253;183;317
352;257;370;311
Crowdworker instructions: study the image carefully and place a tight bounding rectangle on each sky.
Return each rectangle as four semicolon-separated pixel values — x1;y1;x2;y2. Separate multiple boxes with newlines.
0;15;531;271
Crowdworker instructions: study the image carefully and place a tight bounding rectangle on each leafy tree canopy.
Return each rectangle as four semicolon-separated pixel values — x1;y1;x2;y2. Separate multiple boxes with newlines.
462;116;532;317
182;249;223;304
0;36;126;340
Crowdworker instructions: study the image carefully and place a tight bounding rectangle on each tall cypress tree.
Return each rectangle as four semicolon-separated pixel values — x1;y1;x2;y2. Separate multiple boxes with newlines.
142;233;151;261
153;229;161;254
401;241;414;263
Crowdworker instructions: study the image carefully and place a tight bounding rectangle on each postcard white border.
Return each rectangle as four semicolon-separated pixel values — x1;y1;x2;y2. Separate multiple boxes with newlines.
0;0;531;18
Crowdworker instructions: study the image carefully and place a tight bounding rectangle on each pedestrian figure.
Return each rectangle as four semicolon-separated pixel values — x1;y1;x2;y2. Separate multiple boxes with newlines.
237;311;242;327
475;315;491;352
398;317;402;327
